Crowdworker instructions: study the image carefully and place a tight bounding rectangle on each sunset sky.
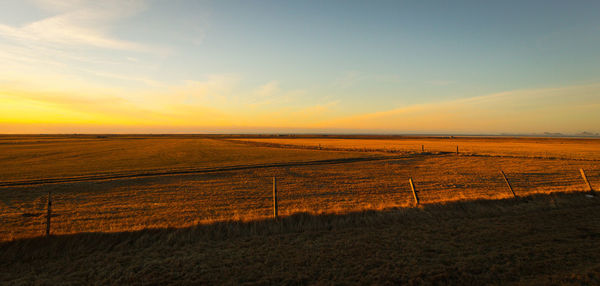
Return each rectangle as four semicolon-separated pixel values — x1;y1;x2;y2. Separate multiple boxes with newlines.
1;0;599;134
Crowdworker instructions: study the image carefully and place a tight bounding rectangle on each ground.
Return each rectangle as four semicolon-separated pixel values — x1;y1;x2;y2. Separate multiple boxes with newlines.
0;135;599;284
1;193;599;285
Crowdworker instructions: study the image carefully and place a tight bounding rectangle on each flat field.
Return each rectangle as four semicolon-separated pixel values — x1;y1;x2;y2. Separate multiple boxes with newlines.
1;135;598;241
2;193;599;285
0;135;368;182
1;135;599;284
233;136;600;160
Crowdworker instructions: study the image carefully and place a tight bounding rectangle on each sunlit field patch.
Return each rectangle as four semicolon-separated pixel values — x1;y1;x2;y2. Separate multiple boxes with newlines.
0;135;597;241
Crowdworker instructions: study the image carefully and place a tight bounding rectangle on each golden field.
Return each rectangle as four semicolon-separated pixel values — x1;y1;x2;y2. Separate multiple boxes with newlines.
233;136;600;160
2;193;599;285
1;135;599;284
0;135;367;182
0;135;597;241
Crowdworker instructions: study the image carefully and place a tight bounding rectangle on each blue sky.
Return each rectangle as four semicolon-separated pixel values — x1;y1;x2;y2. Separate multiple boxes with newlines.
1;0;599;134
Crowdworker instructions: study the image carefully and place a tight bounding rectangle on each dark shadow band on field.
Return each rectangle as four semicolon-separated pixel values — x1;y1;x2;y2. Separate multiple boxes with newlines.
2;191;597;252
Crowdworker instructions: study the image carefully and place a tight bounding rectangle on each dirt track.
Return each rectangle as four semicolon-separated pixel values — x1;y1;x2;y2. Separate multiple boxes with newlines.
0;155;407;187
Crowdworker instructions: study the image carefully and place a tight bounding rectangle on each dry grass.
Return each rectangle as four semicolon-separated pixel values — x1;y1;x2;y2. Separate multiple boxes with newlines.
1;192;599;285
233;137;600;160
0;135;367;182
0;137;597;241
1;135;600;284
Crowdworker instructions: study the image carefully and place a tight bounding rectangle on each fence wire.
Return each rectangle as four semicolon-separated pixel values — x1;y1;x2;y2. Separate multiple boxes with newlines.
0;155;597;241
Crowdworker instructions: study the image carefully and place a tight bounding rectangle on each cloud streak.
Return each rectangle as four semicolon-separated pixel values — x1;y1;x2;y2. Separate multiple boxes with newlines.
0;0;151;51
3;77;599;134
320;84;600;134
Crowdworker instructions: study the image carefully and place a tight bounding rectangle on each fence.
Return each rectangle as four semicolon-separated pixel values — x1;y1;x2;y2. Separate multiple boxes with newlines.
0;150;597;241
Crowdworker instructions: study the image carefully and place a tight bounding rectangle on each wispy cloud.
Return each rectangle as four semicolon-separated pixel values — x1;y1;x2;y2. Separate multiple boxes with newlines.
0;0;169;94
0;73;345;131
255;81;280;97
247;81;295;108
331;70;409;88
425;80;456;86
320;83;600;133
172;75;241;105
0;83;230;127
0;0;152;52
331;71;362;89
294;100;341;117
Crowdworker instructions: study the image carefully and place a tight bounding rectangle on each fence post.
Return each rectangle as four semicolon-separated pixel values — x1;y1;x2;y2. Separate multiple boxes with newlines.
409;177;420;205
500;170;517;198
272;177;278;219
580;168;594;194
456;146;459;155
421;145;424;153
46;191;52;236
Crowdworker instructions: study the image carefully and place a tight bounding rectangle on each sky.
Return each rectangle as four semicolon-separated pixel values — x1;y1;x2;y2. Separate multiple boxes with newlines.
1;0;599;134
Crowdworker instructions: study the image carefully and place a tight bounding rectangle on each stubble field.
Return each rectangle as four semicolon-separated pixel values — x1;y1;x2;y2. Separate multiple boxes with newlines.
1;135;598;241
1;135;599;285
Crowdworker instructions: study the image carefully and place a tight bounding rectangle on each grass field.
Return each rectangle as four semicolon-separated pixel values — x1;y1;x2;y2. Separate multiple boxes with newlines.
1;135;599;284
1;136;598;241
2;192;599;285
232;136;600;160
0;135;368;182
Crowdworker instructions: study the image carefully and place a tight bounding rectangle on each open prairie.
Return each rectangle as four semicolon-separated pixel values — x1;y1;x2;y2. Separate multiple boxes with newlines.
233;136;600;160
1;135;598;241
2;193;600;285
0;135;370;182
1;135;599;284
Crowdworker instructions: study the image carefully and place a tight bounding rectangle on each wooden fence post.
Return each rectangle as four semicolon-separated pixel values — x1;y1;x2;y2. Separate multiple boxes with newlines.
421;145;424;153
46;191;52;236
409;177;420;205
580;168;594;194
272;177;278;219
456;146;459;155
500;170;517;198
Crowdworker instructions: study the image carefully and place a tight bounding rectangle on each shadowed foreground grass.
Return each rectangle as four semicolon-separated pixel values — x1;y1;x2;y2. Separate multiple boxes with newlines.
1;192;599;285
